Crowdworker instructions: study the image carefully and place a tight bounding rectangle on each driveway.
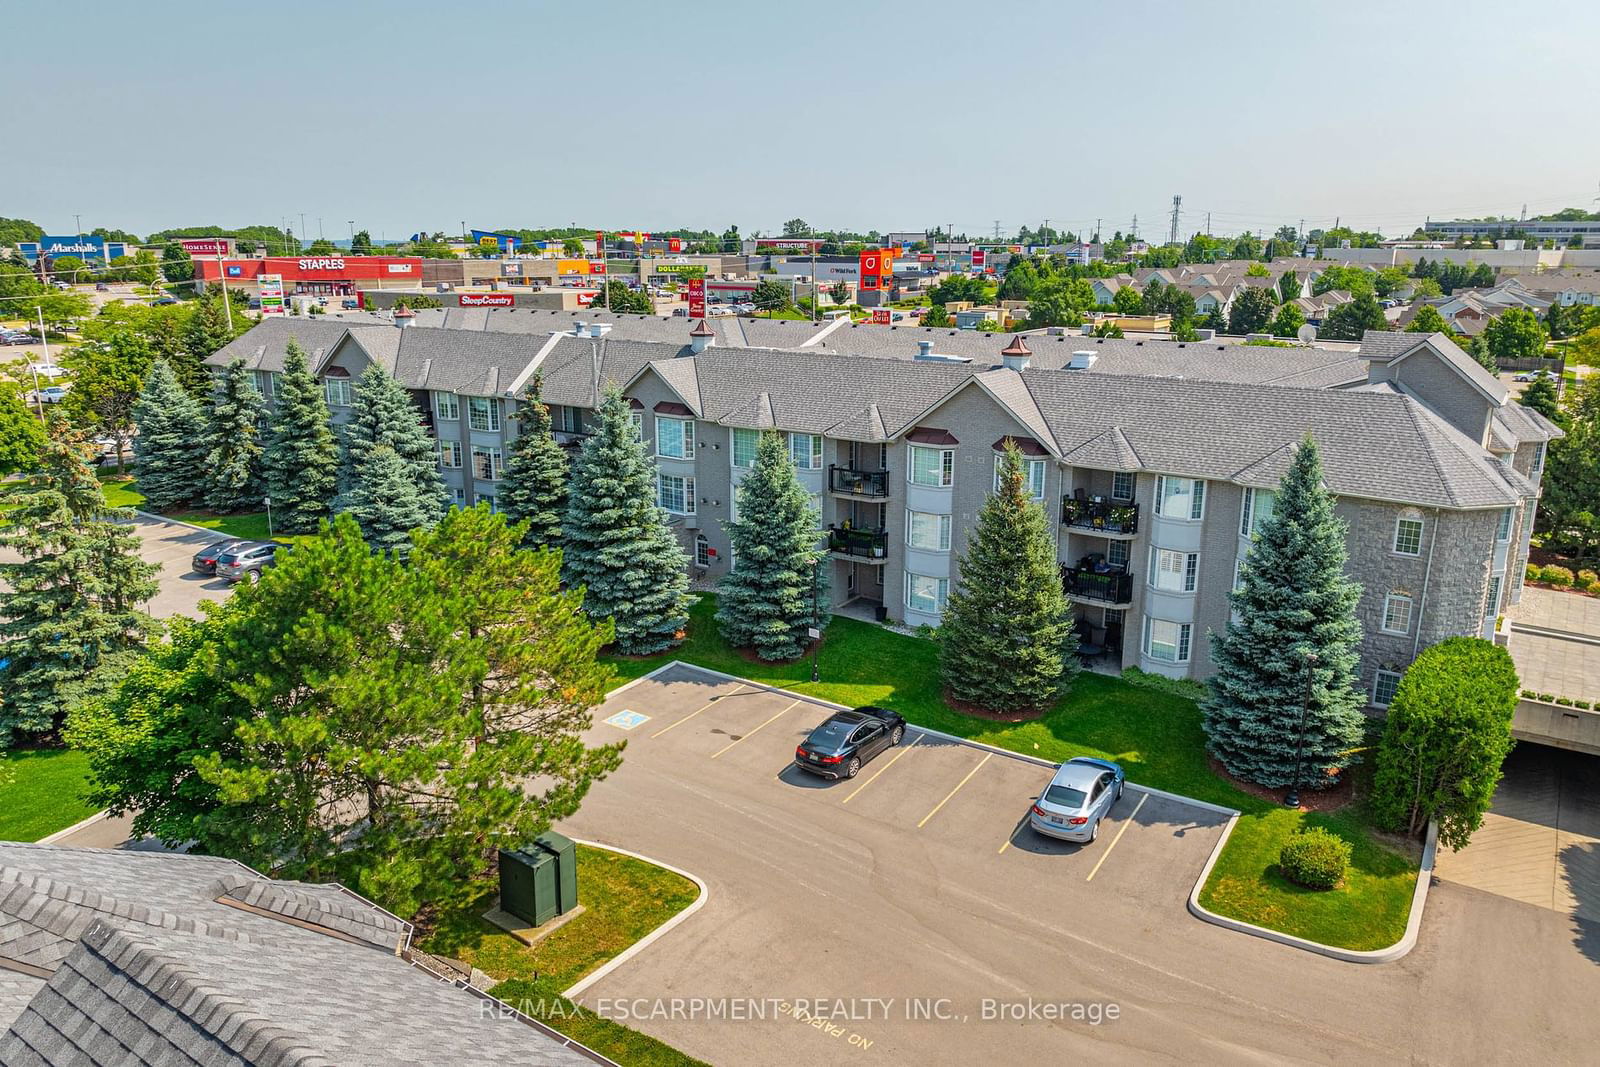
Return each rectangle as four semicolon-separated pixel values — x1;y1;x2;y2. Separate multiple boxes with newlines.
560;664;1600;1063
120;513;239;619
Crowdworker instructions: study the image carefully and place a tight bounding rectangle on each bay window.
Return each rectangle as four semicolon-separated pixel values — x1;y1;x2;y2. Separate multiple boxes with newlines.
657;416;695;459
909;445;954;487
1143;618;1192;663
1155;476;1205;520
467;396;500;433
906;510;952;551
904;571;949;615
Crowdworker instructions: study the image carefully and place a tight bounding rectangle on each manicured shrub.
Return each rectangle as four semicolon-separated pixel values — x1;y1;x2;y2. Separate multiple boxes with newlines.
1578;570;1599;593
1540;693;1557;703
1525;563;1540;582
1522;689;1536;698
1541;565;1574;587
1278;827;1352;890
1556;697;1574;706
1577;700;1593;710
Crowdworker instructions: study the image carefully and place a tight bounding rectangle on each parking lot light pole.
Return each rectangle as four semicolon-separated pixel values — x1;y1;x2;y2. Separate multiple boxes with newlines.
810;555;821;683
264;495;273;537
1285;651;1319;808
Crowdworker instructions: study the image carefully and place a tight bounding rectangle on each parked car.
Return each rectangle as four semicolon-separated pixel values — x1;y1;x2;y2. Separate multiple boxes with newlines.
2;330;33;345
341;298;359;309
28;363;66;378
154;294;178;305
1513;369;1558;382
31;386;69;404
794;706;907;779
215;541;284;583
1028;757;1125;843
192;539;251;576
95;282;109;291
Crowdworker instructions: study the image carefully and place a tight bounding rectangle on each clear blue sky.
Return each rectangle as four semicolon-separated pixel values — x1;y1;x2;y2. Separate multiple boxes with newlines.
10;0;1599;241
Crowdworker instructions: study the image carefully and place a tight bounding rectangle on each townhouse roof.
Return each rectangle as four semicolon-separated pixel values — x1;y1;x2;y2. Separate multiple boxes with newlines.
205;318;385;374
379;326;542;397
0;843;593;1065
1360;330;1509;404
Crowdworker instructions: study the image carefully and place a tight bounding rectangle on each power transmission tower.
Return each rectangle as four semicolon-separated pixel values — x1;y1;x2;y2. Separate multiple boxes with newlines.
993;220;1002;241
1169;195;1182;244
1094;218;1101;243
1131;214;1138;240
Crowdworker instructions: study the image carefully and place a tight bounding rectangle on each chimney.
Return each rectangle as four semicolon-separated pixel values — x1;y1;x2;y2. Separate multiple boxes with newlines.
999;334;1031;371
394;305;416;328
917;340;933;357
689;318;715;354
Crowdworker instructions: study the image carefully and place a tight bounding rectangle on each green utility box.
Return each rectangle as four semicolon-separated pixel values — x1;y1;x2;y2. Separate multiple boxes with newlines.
498;832;578;927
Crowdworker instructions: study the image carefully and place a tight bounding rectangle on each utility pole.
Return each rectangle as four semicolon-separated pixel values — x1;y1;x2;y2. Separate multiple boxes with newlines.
1206;211;1211;236
1169;195;1182;245
216;251;233;332
300;213;307;246
1094;217;1101;243
73;214;82;237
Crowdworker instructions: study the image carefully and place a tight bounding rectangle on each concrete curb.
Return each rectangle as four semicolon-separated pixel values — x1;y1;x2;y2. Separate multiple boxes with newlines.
560;840;708;1000
654;660;1238;816
128;509;228;538
37;809;110;844
1187;817;1438;964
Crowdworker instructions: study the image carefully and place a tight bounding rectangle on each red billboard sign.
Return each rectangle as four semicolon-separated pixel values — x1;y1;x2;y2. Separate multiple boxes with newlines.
917;252;936;263
589;261;607;274
687;277;706;319
576;291;597;307
668;237;683;253
869;308;892;325
971;248;987;269
459;292;515;307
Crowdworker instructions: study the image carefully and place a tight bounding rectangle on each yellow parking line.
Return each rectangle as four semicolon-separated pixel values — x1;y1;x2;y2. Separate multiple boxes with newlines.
998;811;1031;854
711;700;799;759
650;685;746;738
1085;791;1148;882
917;753;991;829
840;733;922;805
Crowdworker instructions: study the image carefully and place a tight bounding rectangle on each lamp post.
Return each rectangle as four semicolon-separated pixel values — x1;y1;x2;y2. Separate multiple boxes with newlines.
809;555;821;683
1285;651;1319;808
264;495;274;537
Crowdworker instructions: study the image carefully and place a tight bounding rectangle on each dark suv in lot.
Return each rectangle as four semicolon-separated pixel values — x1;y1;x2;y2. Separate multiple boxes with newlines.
214;541;284;583
192;539;250;576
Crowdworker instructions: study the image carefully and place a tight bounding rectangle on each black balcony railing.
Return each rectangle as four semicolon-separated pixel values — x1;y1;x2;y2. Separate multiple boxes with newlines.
829;465;890;497
1062;565;1134;604
828;526;889;558
1061;498;1139;535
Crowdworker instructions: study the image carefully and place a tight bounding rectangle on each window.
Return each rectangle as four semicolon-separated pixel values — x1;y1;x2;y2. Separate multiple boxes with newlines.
658;473;695;514
994;454;1046;499
1486;575;1502;618
906;510;952;551
908;445;954;487
1381;593;1413;635
1107;540;1129;568
732;428;759;468
451;488;465;508
1143;618;1192;663
1372;670;1402;708
1532;442;1544;473
435;392;460;421
438;440;463;469
656;416;695;459
470;445;502;481
481;493;498;513
1496;507;1513;542
1111;471;1135;501
1393;516;1424;556
1155;476;1205;520
324;377;353;408
253;370;275;399
695;535;711;568
788;433;823;470
1149;547;1199;592
554;405;580;433
467;396;500;433
1240;488;1276;538
1232;558;1245;591
904;571;948;615
629;411;643;439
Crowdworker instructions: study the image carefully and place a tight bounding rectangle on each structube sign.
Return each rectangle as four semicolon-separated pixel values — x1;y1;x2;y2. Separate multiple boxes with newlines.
688;276;706;318
258;274;285;316
459;292;515;307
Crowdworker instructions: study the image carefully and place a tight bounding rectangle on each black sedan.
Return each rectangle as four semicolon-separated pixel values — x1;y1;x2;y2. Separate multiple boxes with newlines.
794;706;907;779
192;539;250;575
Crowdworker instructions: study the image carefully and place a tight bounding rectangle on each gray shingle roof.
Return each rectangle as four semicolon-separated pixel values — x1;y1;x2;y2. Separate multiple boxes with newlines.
205;319;385;374
0;844;597;1066
1361;330;1509;404
385;327;547;397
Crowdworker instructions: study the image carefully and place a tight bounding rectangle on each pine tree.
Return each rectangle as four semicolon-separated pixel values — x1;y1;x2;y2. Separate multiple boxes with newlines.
562;387;691;654
938;444;1078;714
0;427;157;745
1203;436;1366;790
131;359;207;511
264;340;340;532
1518;373;1560;423
176;295;237;395
342;445;435;553
203;358;266;512
716;430;828;661
497;373;568;548
337;364;447;516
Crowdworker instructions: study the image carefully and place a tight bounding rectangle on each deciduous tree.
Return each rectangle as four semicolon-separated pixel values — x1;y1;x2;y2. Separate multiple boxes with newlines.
1370;637;1518;849
1483;307;1547;362
1227;285;1279;335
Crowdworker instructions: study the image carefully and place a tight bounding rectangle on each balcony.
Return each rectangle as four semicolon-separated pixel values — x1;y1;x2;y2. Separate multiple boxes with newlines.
829;465;890;498
1061;497;1139;537
828;525;889;562
1062;565;1134;606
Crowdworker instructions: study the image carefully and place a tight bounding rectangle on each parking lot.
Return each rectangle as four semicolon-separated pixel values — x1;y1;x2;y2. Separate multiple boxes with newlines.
120;514;239;619
559;663;1600;1063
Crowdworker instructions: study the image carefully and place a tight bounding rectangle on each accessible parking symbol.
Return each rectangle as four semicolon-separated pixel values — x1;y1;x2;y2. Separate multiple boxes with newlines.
605;709;652;731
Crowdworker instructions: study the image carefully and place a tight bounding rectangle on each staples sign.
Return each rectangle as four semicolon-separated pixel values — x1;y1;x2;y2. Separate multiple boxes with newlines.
297;258;346;271
459;293;515;308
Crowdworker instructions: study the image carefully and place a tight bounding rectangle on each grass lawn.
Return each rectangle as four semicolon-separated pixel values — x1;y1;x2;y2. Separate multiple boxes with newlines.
421;845;706;1067
0;749;98;841
604;596;1419;951
98;473;291;543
